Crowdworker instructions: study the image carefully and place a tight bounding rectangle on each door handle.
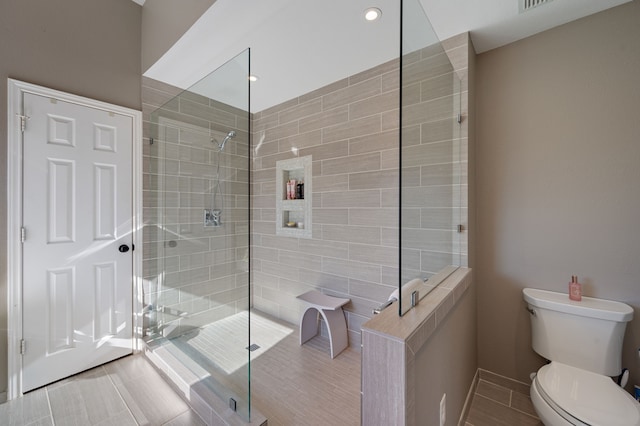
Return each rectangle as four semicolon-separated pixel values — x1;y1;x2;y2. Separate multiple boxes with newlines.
118;244;130;253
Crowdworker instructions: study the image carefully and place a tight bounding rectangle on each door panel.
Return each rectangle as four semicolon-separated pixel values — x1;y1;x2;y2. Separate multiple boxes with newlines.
22;92;133;392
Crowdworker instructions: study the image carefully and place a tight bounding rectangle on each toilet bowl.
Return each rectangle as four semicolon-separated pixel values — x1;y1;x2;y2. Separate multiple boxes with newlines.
530;362;640;426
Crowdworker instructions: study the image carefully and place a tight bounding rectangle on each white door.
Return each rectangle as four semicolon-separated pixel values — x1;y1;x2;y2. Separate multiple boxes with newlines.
21;92;133;392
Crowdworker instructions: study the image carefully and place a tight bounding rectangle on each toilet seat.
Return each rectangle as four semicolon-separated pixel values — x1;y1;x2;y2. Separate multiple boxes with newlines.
534;362;640;426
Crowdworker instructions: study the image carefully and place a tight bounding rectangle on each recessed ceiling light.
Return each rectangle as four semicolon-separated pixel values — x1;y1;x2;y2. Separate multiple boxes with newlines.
364;7;381;21
248;75;259;82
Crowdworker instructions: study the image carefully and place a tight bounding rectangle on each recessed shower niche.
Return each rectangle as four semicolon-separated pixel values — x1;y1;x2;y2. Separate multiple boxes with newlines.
275;155;312;238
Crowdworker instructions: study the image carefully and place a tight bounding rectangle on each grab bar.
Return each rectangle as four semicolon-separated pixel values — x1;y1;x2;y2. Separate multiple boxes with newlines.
373;298;397;315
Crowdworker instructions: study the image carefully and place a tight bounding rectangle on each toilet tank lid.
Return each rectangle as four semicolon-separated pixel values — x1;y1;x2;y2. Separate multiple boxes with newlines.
523;288;633;322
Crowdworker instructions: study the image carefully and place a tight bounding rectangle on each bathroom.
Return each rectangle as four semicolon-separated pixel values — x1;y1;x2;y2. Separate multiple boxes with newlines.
1;0;640;425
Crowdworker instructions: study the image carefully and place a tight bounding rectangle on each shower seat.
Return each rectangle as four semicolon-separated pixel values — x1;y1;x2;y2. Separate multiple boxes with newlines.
297;290;350;358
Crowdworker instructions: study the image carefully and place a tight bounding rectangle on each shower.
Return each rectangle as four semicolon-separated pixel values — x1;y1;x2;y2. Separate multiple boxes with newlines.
205;129;237;227
217;130;236;152
147;49;254;421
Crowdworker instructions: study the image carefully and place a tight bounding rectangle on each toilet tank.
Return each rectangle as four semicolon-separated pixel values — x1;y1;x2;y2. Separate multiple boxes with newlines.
523;288;633;376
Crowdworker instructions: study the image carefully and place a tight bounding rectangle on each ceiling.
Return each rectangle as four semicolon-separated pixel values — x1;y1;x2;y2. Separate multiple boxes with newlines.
142;0;632;112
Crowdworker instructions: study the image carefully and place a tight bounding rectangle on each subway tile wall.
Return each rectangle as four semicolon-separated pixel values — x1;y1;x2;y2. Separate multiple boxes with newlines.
401;43;468;284
141;77;250;338
251;35;469;347
251;59;401;345
140;34;470;348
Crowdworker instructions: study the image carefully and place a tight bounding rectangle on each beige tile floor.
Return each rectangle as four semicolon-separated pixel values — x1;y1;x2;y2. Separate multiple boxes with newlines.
0;355;205;426
1;310;361;426
463;370;543;426
167;310;361;426
2;327;536;426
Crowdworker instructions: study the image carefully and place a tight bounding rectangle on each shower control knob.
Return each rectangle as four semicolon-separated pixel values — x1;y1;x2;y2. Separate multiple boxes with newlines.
118;244;130;253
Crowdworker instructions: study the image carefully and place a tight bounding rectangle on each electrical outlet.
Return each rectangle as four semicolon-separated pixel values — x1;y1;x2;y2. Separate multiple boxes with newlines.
440;393;446;426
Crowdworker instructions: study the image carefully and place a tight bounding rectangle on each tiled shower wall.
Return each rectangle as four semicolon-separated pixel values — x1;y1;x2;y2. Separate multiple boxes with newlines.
251;59;401;345
139;34;470;347
251;36;469;347
141;77;250;338
401;44;468;282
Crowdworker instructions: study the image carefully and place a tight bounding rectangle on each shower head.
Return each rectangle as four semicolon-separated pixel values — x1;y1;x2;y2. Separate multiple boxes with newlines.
217;130;236;151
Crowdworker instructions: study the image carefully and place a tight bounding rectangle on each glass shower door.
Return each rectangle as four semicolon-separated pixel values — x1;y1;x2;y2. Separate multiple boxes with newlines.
147;49;252;420
399;0;462;314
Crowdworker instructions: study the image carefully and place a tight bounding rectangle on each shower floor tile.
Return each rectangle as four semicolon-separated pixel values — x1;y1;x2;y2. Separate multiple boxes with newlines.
165;309;361;426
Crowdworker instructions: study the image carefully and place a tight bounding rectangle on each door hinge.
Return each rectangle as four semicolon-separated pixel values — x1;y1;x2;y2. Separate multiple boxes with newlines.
20;339;26;355
17;114;30;133
456;113;462;124
20;227;26;243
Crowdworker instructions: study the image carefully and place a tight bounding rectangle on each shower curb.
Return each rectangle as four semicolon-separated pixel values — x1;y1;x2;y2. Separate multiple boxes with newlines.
143;340;268;426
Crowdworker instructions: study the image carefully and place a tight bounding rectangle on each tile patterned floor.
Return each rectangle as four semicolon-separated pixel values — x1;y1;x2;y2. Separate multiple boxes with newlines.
0;355;205;426
2;310;360;426
463;369;543;426
165;309;361;426
1;333;540;426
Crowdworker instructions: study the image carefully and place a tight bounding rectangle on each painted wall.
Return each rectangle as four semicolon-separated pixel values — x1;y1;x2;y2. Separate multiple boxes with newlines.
0;0;141;399
476;0;640;391
141;0;217;73
415;282;476;425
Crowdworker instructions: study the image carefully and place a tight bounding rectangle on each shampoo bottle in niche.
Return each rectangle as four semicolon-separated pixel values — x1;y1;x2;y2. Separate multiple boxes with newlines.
569;275;582;301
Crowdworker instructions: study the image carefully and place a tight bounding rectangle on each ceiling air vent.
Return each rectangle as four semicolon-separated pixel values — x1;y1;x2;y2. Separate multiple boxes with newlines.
520;0;553;13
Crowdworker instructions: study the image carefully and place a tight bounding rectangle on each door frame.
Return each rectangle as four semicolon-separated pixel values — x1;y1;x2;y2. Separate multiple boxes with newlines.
6;79;143;400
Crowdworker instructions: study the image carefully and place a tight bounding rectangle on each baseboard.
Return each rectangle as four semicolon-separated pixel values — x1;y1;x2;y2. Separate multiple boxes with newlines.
0;390;7;404
458;368;480;426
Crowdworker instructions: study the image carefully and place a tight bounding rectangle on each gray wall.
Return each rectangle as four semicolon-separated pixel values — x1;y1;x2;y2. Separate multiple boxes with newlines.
0;0;142;398
415;282;476;425
476;0;640;391
141;0;217;73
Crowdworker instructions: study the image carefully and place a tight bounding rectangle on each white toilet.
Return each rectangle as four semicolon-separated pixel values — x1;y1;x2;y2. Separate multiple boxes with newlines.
523;288;640;426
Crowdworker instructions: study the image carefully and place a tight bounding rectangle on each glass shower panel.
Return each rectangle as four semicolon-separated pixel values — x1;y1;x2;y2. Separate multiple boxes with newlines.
148;49;252;420
399;0;462;315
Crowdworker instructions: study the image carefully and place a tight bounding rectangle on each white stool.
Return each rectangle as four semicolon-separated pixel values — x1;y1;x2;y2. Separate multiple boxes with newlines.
297;290;350;358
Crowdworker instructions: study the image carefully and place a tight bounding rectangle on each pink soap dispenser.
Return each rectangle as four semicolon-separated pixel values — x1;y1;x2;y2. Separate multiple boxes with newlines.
569;275;582;301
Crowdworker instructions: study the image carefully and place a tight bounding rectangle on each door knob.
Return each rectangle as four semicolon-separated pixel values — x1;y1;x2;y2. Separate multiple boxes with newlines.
118;244;130;253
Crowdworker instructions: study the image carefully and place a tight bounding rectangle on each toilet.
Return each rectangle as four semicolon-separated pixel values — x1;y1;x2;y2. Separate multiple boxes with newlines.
523;288;640;426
